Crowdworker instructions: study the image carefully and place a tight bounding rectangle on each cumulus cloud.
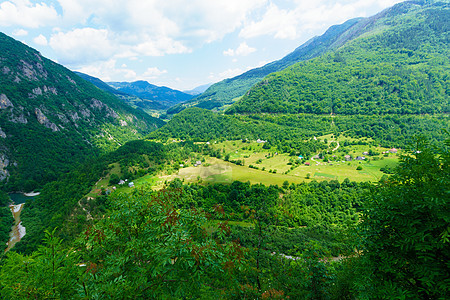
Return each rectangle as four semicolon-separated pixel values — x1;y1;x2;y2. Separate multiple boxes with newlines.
75;59;137;82
0;1;58;28
142;67;168;79
224;42;257;56
49;28;116;65
13;29;28;36
240;3;299;39
240;0;404;39
132;37;191;57
33;34;48;46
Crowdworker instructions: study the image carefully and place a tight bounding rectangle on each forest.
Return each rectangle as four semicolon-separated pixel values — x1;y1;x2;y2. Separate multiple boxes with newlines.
227;6;449;115
0;1;448;299
0;136;447;299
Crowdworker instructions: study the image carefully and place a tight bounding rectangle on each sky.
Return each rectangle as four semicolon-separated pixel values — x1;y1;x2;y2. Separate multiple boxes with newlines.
0;0;403;91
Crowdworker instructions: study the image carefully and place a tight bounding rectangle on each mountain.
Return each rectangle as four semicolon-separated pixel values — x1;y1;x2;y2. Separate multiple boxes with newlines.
226;0;449;115
74;72;168;111
169;17;362;113
108;80;194;110
183;83;213;96
73;71;129;96
0;32;164;191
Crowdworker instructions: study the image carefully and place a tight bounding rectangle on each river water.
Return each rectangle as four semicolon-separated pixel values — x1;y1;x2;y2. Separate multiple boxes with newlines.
5;203;26;252
4;193;37;252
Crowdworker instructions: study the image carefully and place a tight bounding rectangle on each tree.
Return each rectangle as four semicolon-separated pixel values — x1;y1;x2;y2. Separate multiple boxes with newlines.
77;187;245;299
358;138;450;298
0;229;80;299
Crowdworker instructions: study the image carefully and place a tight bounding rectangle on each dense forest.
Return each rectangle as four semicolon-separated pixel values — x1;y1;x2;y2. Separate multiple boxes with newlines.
0;32;164;191
0;1;448;299
227;3;449;115
150;107;449;150
0;137;448;299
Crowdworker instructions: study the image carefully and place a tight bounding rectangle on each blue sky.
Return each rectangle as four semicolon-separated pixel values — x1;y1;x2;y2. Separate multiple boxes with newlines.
0;0;403;91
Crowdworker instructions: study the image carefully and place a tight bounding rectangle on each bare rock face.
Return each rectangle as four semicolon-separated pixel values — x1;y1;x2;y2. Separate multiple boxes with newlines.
0;94;13;109
66;75;77;85
0;127;6;138
90;98;119;119
35;108;59;132
0;154;10;181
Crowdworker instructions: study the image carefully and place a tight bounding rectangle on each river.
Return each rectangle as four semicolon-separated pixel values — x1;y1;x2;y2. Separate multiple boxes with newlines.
5;203;26;252
4;192;38;252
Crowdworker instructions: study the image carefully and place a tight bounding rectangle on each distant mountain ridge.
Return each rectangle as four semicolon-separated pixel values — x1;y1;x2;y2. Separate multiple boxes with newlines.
0;32;164;190
183;83;213;96
226;0;449;115
170;17;362;113
74;72;168;111
109;80;193;110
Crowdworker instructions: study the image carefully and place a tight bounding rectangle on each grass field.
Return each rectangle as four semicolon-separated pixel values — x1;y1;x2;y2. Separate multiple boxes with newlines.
100;137;401;192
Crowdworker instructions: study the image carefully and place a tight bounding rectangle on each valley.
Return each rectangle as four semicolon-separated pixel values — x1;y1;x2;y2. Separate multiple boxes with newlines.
105;137;400;192
0;0;448;299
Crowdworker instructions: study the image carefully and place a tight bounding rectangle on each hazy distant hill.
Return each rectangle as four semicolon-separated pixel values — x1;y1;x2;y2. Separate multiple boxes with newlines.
227;0;449;115
169;17;362;113
109;80;194;110
183;83;213;96
0;32;164;191
74;72;167;111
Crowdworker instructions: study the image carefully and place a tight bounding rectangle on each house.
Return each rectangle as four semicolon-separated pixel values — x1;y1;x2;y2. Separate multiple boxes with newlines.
298;155;304;159
118;179;125;185
344;155;352;161
389;148;398;153
363;151;369;155
355;156;365;161
305;162;310;166
194;161;202;167
256;139;266;143
128;182;135;188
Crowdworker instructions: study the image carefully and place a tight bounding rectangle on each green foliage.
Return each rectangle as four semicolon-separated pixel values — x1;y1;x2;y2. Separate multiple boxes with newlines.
0;32;164;191
108;80;193;109
227;3;449;115
0;229;80;299
77;188;243;299
151;107;448;152
358;137;450;298
173;18;361;112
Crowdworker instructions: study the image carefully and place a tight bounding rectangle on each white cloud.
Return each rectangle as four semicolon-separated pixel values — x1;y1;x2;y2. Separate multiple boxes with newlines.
218;68;244;79
132;37;191;57
240;0;404;40
75;59;137;82
49;28;115;65
33;34;48;46
0;1;58;28
224;42;256;56
142;67;168;79
13;29;28;36
240;3;299;39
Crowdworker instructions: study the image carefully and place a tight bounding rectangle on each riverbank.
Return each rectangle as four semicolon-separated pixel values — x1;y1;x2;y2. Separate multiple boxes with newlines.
5;203;26;252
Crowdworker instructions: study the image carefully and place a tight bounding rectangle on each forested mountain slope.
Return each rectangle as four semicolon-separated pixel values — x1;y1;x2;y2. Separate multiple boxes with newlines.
75;72;168;111
109;80;193;110
0;32;164;191
170;18;361;112
227;0;449;114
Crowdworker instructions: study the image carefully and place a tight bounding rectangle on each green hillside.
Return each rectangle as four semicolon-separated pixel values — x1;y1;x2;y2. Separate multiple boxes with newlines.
74;72;168;112
169;18;361;113
150;107;448;149
0;32;164;191
109;80;193;110
227;1;449;114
